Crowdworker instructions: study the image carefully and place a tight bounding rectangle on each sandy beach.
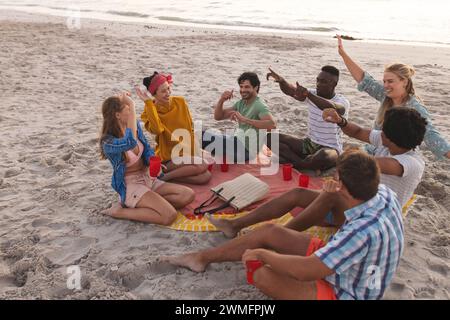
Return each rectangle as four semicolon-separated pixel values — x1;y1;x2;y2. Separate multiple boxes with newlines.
0;10;449;299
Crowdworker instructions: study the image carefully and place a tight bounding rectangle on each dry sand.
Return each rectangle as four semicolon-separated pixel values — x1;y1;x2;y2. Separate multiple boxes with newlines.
0;10;449;299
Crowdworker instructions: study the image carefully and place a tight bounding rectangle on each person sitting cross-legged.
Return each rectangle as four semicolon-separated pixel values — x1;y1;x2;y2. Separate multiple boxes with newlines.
266;66;350;171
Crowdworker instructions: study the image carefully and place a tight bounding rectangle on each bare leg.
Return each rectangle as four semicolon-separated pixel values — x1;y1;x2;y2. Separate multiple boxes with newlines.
268;133;338;171
278;143;304;164
161;161;211;185
104;191;178;225
208;188;321;238
253;266;317;300
267;133;305;162
285;190;348;232
165;224;312;272
294;148;338;171
171;170;211;185
154;182;195;209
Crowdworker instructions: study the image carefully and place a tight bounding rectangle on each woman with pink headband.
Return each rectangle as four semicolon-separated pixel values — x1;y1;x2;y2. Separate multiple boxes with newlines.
135;72;212;185
99;92;194;224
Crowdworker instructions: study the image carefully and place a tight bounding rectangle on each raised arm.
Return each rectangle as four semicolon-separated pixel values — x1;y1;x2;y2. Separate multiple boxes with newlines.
135;85;165;135
337;35;365;83
295;83;346;115
267;67;305;101
214;90;236;120
323;108;370;143
121;92;137;139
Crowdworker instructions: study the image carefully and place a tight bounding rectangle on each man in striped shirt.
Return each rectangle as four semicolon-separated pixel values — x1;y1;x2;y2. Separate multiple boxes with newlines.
166;150;404;300
266;66;350;171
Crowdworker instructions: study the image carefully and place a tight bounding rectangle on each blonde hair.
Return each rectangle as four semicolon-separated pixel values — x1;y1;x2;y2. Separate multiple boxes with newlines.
376;63;417;127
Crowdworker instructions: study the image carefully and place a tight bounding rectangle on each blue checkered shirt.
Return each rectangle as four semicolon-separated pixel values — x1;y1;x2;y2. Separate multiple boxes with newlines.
315;184;404;300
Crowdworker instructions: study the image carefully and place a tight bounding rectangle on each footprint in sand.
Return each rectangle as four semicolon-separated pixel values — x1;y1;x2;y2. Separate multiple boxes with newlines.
61;152;72;161
40;156;57;167
177;236;192;246
147;260;178;276
430;234;450;247
389;279;407;293
427;259;449;276
4;168;21;178
151;231;172;240
43;237;97;266
85;137;98;146
31;218;52;228
76;127;90;134
83;167;104;175
74;146;91;154
0;260;19;291
11;259;35;287
57;142;73;150
114;264;150;290
414;287;436;299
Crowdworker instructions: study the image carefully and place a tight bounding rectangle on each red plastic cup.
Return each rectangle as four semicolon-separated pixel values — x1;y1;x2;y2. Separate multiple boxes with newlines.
299;174;310;188
149;156;161;177
208;164;213;172
282;164;293;181
246;260;263;285
221;156;229;172
186;214;195;220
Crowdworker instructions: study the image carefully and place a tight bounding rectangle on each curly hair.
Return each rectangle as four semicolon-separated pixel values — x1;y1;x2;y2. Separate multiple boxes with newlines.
382;107;427;150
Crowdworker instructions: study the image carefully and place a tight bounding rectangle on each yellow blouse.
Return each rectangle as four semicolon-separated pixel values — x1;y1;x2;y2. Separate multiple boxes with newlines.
141;96;197;162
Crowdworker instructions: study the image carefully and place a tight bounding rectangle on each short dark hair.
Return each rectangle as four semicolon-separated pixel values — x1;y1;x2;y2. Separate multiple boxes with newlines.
238;72;260;93
382;107;427;150
337;150;380;201
143;71;159;89
321;65;339;79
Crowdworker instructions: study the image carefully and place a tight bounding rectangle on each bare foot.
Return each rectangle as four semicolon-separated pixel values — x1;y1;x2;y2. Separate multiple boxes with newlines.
206;214;239;238
101;203;121;217
162;253;207;273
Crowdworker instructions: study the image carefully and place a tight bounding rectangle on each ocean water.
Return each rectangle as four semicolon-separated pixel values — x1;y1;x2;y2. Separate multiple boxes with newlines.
1;0;449;46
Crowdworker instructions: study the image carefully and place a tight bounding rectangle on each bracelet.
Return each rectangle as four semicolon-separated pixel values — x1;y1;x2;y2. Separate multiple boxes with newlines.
337;116;348;128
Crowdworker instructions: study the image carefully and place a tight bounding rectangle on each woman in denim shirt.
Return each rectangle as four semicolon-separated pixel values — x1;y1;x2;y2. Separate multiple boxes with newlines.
336;35;450;160
100;92;194;225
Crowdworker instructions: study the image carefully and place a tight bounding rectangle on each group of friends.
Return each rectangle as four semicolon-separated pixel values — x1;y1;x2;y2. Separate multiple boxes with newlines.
99;36;450;300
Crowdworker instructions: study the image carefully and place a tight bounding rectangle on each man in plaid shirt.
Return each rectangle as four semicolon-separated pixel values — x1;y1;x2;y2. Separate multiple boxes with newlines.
166;150;404;300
